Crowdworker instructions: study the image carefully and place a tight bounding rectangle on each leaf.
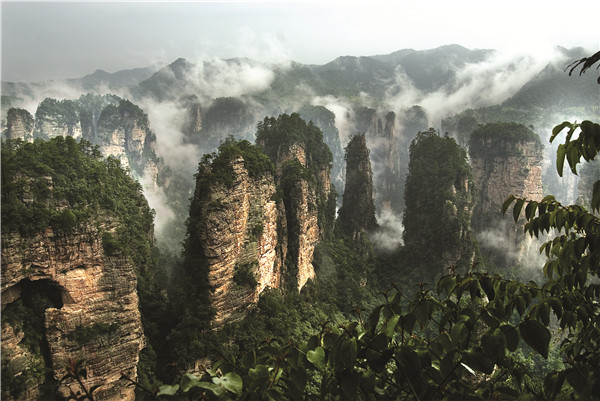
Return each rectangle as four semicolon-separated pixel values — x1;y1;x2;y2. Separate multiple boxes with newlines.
479;276;495;300
157;384;180;396
513;198;525;222
500;324;519;352
307;346;326;370
437;275;456;297
385;314;400;338
451;322;468;345
340;338;358;369
481;328;506;361
463;347;494;374
367;305;383;333
519;319;550;358
556;144;567;176
502;195;516;214
213;372;243;395
180;373;201;393
544;371;566;399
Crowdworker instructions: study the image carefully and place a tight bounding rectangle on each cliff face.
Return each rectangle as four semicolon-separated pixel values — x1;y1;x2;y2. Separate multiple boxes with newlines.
469;123;543;267
350;106;428;215
4;108;34;141
256;114;336;290
34;99;82;140
1;136;160;401
1;223;144;401
196;157;281;325
403;130;475;276
337;134;378;244
184;115;335;325
22;96;160;188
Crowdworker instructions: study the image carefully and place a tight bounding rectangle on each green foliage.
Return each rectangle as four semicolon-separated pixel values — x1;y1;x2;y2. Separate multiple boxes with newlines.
153;106;600;399
256;113;333;172
403;129;475;277
35;98;80;135
1;136;169;396
337;134;378;240
67;323;120;344
469;122;542;158
233;262;259;288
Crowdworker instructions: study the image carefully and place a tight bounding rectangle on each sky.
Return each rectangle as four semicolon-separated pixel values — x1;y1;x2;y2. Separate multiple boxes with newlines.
1;0;599;82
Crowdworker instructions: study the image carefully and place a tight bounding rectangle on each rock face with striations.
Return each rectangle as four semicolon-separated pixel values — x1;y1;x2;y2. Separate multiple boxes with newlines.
1;137;158;401
256;114;336;291
193;154;281;325
34;98;82;139
1;224;144;401
4;108;35;141
184;114;336;326
20;95;161;189
469;122;544;267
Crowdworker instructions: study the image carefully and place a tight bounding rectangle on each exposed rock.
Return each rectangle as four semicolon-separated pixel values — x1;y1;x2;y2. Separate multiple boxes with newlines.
469;123;544;267
4;108;34;141
1;222;144;401
338;134;378;244
284;178;319;290
195;157;280;325
34;99;82;139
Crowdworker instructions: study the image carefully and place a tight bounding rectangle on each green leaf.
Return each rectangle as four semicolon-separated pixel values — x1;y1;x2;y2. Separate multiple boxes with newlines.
463;347;494;374
451;322;468;345
499;324;519;352
307;346;326;370
481;328;506;361
544;371;566;399
513;198;525;222
479;276;495;300
385;314;400;338
502;195;516;214
157;384;180;396
519;319;550;358
340;338;358;369
437;275;456;297
566;368;587;395
556;144;567;176
213;372;243;395
180;373;201;392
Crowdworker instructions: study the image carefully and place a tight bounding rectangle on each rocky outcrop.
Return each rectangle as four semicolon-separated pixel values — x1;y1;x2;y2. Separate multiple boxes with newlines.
96;100;159;183
34;99;82;139
1;223;144;401
469;122;544;267
350;106;427;215
4;108;34;141
283;173;319;290
196;157;281;325
337;134;378;243
403;130;475;276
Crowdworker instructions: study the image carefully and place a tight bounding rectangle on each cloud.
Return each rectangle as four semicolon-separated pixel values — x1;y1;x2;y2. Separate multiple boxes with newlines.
311;95;352;145
383;47;565;127
370;209;404;253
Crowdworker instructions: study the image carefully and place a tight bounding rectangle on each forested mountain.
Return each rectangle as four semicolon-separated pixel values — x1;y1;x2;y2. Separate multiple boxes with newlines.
1;45;599;400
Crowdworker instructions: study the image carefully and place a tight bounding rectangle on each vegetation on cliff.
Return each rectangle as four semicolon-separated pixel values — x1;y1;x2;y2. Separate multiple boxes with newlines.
402;128;475;279
1;136;168;396
469;122;542;158
337;134;378;243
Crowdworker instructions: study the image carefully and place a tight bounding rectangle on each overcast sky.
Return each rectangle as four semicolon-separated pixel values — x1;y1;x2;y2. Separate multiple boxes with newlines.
1;0;598;82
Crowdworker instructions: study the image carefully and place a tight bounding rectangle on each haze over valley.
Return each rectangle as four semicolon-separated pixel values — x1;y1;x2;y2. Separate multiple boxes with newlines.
2;2;600;400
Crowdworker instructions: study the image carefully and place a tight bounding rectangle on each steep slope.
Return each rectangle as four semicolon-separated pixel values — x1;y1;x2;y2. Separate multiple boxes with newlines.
403;129;475;278
337;134;377;245
469;122;544;268
1;136;162;401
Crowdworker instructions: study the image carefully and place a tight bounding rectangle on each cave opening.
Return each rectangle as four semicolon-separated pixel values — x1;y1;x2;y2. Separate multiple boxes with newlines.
1;278;66;399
